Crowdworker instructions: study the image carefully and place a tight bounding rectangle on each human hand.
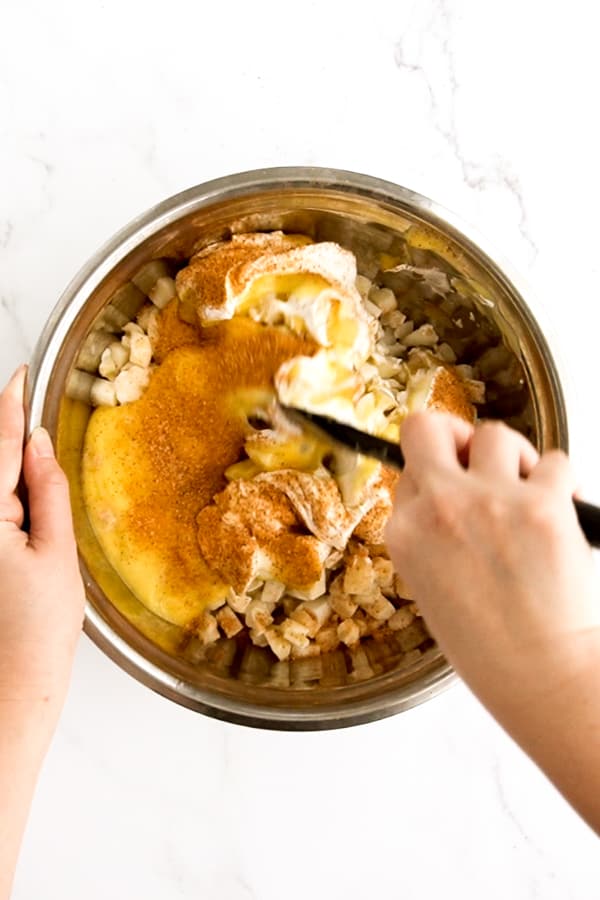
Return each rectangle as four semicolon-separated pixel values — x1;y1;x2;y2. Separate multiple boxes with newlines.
0;366;84;898
385;412;599;714
0;366;84;732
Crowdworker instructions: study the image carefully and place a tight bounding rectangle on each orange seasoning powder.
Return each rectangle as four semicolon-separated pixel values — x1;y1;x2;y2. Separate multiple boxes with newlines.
88;316;317;618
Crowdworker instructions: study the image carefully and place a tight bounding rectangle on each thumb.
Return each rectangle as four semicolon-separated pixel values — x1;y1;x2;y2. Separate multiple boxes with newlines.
23;427;76;551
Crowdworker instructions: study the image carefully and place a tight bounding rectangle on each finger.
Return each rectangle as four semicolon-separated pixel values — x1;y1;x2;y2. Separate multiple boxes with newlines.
384;473;417;563
0;366;27;522
468;420;539;480
0;495;24;531
400;412;474;481
23;427;76;551
528;449;577;497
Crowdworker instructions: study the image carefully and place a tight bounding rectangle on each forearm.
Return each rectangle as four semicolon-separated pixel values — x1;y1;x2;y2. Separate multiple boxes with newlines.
0;703;57;900
454;632;600;834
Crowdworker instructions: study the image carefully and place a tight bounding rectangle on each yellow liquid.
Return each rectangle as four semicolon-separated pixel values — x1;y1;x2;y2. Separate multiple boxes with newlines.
79;317;315;627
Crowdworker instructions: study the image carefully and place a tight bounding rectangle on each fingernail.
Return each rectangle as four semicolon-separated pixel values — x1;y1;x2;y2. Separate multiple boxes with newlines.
30;426;55;458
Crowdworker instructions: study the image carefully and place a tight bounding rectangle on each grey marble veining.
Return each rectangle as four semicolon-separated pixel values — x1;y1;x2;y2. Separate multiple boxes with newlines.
2;0;600;897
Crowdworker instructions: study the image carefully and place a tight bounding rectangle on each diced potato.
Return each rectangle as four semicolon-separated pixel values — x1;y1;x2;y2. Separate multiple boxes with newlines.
363;298;383;318
315;626;340;653
337;619;360;647
99;341;130;380
216;606;243;638
205;638;237;671
76;330;114;373
358;589;395;622
455;364;475;380
291;598;331;638
353;612;370;638
197;611;219;645
269;660;291;686
465;379;486;404
369;287;396;313
65;369;93;403
475;345;512;378
136;303;159;333
261;580;286;607
90;378;117;407
265;627;292;661
123;324;152;368
388;606;415;631
149;276;177;310
98;348;118;381
343;552;374;595
281;596;300;617
280;618;310;650
249;629;268;648
347;646;375;681
239;645;271;681
355;275;372;299
98;304;128;332
329;572;345;597
372;557;394;589
245;600;273;635
319;649;347;685
114;364;151;404
109;283;147;321
290;655;322;684
437;342;457;363
290;642;322;660
227;590;251;614
395;620;428;652
381;309;406;330
404;323;439;347
377;357;405;379
325;548;344;569
132;259;171;296
329;592;358;620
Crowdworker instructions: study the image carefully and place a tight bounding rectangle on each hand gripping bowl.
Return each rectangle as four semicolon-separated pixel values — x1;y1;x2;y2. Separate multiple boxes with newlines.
27;167;568;730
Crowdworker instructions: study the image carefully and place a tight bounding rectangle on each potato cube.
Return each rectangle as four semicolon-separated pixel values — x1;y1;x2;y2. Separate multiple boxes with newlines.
388;606;415;631
216;606;243;638
337;619;360;647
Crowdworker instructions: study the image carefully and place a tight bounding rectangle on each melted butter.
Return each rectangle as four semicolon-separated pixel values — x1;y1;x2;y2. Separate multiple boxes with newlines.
82;317;316;627
236;272;330;313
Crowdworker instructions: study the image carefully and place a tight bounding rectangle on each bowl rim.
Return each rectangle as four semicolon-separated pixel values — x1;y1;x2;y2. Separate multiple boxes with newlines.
26;166;568;730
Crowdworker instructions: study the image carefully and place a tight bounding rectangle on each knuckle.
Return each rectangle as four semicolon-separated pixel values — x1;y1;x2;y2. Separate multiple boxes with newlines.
522;494;562;535
480;493;508;524
423;481;464;535
0;495;23;523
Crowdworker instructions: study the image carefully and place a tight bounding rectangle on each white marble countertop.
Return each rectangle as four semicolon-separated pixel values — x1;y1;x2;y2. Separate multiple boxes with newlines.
2;0;600;896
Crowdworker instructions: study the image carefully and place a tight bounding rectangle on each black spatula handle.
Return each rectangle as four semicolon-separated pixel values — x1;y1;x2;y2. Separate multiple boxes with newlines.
574;499;600;548
281;406;600;549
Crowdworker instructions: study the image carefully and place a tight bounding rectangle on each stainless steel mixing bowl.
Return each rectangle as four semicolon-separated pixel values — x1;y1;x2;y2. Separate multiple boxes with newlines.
27;167;568;729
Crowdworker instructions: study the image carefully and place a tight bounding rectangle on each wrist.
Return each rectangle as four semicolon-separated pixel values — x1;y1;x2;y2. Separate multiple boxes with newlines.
0;659;70;765
0;697;61;765
466;627;600;732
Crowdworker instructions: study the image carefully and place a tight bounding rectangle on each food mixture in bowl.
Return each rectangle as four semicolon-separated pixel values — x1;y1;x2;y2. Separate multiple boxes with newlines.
65;229;527;677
